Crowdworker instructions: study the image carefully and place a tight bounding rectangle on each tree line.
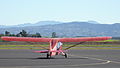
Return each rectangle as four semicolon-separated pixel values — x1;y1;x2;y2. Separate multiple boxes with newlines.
0;30;57;38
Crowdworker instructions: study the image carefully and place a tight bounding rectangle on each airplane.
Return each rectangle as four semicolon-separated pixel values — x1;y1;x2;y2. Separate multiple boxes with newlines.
1;36;112;58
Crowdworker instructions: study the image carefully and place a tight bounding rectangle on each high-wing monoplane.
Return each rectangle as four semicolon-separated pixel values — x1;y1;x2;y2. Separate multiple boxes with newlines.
1;36;112;58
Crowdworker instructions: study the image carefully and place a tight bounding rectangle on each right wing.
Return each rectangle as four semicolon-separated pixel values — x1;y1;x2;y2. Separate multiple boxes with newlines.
1;36;52;42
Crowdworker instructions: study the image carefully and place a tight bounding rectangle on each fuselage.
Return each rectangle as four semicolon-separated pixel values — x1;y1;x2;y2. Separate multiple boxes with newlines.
49;39;63;56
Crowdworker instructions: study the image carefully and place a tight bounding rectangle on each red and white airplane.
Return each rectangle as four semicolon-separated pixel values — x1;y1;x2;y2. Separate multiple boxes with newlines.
1;36;112;58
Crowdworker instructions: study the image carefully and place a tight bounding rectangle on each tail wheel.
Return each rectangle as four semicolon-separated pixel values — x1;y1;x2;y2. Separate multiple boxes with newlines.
64;53;68;58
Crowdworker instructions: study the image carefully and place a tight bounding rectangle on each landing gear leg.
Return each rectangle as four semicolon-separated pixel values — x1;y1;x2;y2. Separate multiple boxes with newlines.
61;52;68;58
47;53;50;59
47;53;52;59
64;53;68;58
47;53;49;58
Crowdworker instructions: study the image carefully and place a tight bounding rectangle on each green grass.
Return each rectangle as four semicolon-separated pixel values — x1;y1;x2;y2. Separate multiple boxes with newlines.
0;44;120;47
0;44;120;50
63;44;120;47
69;47;120;50
96;39;120;42
0;44;48;47
0;47;120;50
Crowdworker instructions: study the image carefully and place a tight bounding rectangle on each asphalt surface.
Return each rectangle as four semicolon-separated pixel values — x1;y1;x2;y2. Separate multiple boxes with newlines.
0;49;120;68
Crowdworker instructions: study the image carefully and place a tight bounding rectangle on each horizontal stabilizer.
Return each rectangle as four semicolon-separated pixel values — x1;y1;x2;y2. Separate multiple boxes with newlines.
34;50;49;53
34;50;66;53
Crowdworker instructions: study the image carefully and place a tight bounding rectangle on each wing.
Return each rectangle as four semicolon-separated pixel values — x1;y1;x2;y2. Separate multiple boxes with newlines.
1;36;51;42
58;37;112;42
1;36;112;42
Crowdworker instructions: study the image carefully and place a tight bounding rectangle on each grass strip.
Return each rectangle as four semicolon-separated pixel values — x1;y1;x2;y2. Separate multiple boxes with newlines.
1;44;120;47
0;47;120;50
0;44;120;50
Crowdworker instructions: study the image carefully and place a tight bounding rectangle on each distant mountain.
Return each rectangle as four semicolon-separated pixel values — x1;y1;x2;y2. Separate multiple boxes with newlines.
0;22;120;37
14;23;32;27
35;21;63;25
87;21;100;24
0;21;64;28
0;21;100;28
14;21;63;27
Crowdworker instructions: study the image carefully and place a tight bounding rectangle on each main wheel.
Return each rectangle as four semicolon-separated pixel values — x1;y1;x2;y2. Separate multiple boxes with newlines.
47;53;50;58
64;53;68;58
47;53;52;59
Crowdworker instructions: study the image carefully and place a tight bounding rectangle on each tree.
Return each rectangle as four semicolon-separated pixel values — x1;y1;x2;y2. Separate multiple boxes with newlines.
5;31;10;36
16;33;21;37
31;34;37;37
9;34;16;36
52;32;57;38
0;34;4;37
19;30;28;37
36;33;42;37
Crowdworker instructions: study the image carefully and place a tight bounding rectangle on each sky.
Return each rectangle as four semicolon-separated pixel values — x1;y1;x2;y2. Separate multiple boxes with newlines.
0;0;120;25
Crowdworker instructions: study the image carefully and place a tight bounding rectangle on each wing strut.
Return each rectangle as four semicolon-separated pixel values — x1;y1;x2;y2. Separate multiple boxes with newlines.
64;42;85;50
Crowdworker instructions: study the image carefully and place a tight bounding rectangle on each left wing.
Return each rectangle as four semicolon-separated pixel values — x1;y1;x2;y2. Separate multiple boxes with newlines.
58;37;112;42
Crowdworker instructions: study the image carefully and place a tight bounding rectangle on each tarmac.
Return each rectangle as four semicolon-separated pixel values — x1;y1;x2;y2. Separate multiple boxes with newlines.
0;49;120;68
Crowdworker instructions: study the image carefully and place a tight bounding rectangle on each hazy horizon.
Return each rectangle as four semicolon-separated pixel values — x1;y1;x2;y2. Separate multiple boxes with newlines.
1;20;119;26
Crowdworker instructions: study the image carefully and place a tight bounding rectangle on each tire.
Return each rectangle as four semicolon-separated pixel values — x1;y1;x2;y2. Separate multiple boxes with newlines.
64;53;68;58
47;53;49;59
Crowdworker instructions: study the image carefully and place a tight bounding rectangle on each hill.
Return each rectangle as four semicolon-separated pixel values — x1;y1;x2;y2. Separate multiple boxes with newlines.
0;21;63;28
0;22;120;37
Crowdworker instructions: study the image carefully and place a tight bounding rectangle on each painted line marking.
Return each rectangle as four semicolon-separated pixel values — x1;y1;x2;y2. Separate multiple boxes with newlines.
69;54;120;64
1;54;120;68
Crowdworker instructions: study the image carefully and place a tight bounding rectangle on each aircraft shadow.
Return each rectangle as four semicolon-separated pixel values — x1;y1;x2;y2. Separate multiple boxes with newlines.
0;57;88;60
33;57;88;59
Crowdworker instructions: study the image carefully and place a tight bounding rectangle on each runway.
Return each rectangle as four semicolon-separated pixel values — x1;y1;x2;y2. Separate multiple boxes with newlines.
0;49;120;68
